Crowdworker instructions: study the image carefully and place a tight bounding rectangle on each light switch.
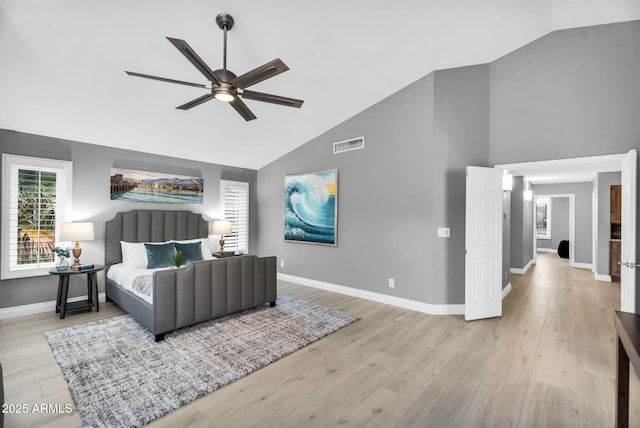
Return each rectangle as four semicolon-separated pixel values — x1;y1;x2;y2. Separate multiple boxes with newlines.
437;227;450;238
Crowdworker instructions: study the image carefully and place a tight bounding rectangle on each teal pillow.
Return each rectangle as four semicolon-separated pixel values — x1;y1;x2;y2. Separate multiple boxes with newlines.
144;242;176;269
174;242;204;265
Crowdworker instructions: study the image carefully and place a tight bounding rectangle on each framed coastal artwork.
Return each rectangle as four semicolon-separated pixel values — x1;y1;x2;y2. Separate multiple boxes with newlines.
284;169;338;246
110;168;204;204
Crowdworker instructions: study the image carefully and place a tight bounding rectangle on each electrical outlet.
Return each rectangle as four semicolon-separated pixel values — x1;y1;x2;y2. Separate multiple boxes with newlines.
280;260;285;268
437;227;450;238
388;278;395;288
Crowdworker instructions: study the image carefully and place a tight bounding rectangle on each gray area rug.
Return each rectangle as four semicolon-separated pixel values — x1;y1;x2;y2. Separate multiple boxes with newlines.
45;295;359;428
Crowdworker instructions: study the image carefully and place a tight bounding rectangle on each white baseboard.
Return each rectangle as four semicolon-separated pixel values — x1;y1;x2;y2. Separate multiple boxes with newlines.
0;293;106;320
537;248;556;253
595;274;612;282
571;262;593;270
278;273;465;315
502;282;512;299
510;259;534;275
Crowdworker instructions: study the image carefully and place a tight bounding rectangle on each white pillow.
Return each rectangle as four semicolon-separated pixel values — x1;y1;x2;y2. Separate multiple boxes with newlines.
171;237;213;260
120;241;148;268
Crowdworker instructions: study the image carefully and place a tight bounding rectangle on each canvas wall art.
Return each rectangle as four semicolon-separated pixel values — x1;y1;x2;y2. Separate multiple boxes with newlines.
285;169;338;245
110;168;204;204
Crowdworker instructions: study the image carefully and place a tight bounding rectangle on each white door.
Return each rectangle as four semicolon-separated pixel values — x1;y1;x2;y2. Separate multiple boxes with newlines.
465;166;503;321
621;149;637;313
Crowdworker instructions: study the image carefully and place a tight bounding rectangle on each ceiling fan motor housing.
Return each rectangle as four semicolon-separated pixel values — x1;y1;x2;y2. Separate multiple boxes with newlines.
212;69;238;101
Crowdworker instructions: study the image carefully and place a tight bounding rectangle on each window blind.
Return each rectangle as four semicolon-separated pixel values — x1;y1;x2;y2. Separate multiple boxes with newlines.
2;154;72;279
535;196;551;239
220;180;249;253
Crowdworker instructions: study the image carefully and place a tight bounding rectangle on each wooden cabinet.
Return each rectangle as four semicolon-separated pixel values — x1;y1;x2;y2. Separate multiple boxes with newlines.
610;240;621;280
610;185;622;281
611;185;622;224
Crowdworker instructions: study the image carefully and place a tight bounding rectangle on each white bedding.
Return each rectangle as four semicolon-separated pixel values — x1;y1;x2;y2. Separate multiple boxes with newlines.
107;264;174;305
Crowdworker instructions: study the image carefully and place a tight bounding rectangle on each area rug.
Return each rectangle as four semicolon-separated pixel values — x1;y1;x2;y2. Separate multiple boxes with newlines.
44;295;359;428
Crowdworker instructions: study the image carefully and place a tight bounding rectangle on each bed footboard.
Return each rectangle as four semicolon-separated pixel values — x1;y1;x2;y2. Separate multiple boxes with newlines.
152;255;277;336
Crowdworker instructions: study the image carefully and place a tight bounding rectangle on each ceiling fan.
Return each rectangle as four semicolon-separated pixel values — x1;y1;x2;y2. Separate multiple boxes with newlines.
125;13;303;121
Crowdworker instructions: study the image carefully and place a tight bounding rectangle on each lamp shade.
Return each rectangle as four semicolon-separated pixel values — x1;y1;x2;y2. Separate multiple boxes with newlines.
212;220;232;235
60;222;95;241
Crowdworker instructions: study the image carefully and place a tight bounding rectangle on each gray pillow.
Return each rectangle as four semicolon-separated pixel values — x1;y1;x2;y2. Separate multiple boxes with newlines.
144;242;176;269
174;242;204;265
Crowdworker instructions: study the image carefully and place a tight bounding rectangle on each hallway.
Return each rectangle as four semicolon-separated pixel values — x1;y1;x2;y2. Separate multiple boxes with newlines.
502;251;624;427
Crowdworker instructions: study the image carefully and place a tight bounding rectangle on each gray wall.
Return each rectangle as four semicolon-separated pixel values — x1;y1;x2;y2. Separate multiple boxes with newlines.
596;172;622;275
533;183;593;265
0;129;257;308
257;65;490;306
537;197;569;251
489;21;640;165
510;177;534;270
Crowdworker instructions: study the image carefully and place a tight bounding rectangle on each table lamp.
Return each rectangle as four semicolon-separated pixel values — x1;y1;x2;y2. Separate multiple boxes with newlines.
60;222;95;266
212;220;232;254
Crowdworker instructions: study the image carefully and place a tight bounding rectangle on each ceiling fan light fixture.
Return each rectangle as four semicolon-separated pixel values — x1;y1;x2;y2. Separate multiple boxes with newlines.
213;83;236;102
214;90;235;102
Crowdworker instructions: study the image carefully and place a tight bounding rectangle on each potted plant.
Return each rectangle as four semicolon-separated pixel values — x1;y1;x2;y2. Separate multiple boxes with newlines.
53;246;71;271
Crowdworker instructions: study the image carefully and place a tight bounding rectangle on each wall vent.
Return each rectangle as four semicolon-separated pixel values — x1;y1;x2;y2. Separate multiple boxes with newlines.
333;136;365;154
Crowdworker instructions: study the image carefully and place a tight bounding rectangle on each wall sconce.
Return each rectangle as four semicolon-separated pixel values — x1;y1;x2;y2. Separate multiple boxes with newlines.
523;190;533;202
212;220;233;254
60;222;95;266
502;174;513;192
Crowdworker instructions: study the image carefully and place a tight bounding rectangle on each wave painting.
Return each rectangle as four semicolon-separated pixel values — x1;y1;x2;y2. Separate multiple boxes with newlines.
285;170;338;245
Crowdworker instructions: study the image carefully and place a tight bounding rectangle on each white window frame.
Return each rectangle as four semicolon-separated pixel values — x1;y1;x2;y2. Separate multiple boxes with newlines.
2;154;73;279
219;180;249;254
536;195;551;240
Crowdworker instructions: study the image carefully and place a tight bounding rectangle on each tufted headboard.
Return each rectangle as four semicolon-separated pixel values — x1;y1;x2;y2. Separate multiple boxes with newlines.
105;210;209;268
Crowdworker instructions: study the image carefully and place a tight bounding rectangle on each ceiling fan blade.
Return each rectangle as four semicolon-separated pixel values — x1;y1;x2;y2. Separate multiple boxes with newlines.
241;90;304;108
125;71;206;88
166;37;221;84
229;97;257;121
176;93;215;110
232;58;289;89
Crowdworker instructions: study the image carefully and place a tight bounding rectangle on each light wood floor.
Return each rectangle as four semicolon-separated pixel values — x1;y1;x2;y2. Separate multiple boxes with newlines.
1;252;639;427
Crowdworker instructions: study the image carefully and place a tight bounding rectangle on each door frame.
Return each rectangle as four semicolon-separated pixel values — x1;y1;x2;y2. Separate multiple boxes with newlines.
532;194;576;267
620;149;637;313
495;152;635;312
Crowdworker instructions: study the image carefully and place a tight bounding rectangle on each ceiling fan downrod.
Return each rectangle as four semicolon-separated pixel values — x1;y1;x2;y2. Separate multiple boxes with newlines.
216;13;234;71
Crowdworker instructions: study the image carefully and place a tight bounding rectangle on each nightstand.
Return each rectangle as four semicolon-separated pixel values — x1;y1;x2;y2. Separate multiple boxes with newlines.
49;265;104;319
212;252;244;258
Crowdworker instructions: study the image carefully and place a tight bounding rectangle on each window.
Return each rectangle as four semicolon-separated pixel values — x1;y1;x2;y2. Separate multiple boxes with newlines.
220;180;249;254
2;154;72;279
536;196;551;240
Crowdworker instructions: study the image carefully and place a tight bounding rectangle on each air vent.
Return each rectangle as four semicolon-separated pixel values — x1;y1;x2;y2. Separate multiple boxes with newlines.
333;136;365;154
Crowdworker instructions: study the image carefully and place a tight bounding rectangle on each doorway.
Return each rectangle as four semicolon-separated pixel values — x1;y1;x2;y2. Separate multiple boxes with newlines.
533;194;575;266
494;151;634;312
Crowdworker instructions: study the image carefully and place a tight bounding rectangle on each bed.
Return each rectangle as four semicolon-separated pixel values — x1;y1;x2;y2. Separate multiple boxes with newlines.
104;210;277;341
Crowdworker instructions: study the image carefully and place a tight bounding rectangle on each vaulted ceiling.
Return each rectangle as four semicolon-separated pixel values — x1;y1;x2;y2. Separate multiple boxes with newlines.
1;1;638;170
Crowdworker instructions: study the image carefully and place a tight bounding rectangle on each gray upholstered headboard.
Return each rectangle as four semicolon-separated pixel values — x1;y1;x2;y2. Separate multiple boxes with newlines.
105;210;209;267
